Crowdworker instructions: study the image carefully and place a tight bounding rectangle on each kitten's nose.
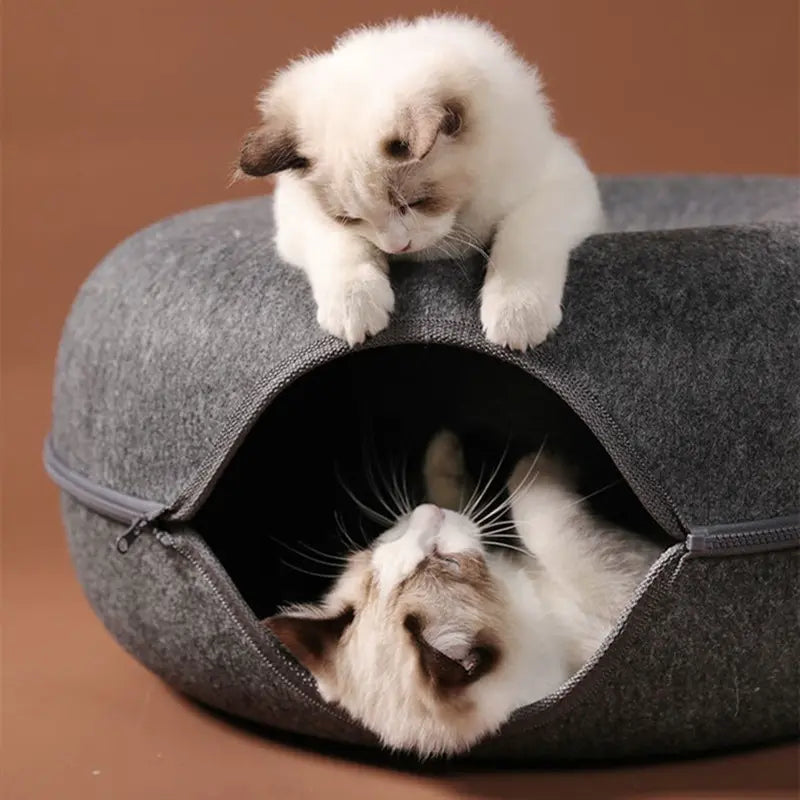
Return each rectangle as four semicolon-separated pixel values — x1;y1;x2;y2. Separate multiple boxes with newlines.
386;240;411;254
408;504;445;553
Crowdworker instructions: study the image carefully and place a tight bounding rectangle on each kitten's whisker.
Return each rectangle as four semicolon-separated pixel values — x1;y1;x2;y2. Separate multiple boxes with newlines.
361;437;404;520
559;480;622;511
483;541;535;559
295;541;350;563
389;458;411;517
479;437;550;523
279;560;339;580
357;518;371;547
335;511;364;554
336;468;394;526
271;537;347;567
399;451;414;514
463;465;486;517
465;443;509;520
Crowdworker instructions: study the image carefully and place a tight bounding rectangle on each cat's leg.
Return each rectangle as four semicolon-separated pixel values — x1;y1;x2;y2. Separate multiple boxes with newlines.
507;451;659;618
423;430;474;511
481;139;602;350
274;176;394;346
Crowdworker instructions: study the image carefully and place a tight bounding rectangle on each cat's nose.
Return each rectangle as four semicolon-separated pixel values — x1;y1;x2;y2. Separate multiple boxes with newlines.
386;240;412;254
409;504;445;553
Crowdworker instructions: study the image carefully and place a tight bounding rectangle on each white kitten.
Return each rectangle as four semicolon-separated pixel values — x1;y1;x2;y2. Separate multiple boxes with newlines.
266;432;661;757
238;15;603;349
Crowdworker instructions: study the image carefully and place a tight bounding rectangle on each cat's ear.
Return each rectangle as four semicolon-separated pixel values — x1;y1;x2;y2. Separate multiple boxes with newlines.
423;429;474;511
405;615;499;692
264;607;354;673
238;121;310;177
385;100;465;161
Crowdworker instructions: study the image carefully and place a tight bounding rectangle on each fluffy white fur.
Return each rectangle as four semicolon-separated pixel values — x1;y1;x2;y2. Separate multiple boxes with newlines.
239;15;603;348
266;432;661;757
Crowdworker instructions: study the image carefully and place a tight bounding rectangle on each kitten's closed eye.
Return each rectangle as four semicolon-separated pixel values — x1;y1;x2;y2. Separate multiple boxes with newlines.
335;214;362;226
399;197;438;215
436;553;461;571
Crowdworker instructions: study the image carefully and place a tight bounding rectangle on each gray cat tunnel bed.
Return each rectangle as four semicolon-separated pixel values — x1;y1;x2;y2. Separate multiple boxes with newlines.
47;176;799;762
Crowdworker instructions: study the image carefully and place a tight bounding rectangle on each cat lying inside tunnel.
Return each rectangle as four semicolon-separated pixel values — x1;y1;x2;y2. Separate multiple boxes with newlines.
265;430;662;757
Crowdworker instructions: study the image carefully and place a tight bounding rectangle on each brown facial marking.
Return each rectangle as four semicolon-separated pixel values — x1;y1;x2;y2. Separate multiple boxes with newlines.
404;614;500;693
407;193;452;215
239;125;310;177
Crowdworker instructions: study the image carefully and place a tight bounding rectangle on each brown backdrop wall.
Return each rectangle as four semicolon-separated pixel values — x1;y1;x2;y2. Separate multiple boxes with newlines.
2;3;799;796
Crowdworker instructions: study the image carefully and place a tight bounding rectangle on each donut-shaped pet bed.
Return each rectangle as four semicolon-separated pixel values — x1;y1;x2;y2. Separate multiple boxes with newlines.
46;176;799;762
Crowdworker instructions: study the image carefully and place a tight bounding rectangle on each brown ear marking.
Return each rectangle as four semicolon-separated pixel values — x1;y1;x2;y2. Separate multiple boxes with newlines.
239;125;310;177
404;614;499;692
264;607;354;671
383;99;466;162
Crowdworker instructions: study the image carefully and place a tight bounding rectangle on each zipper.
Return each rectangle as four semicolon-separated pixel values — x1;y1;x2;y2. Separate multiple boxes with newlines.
686;513;800;556
44;436;170;554
47;433;799;560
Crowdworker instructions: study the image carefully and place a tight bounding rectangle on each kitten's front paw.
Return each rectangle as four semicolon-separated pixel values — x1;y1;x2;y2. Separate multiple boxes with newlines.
480;274;562;350
316;264;395;346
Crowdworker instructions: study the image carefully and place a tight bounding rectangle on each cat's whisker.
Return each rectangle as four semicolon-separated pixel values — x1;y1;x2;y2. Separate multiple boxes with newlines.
559;480;623;511
480;523;520;535
357;518;372;547
271;537;348;567
398;451;415;514
483;541;536;559
388;458;412;517
445;229;492;263
361;437;405;521
465;443;509;519
335;511;365;554
336;470;395;526
462;463;487;517
295;541;351;563
475;437;550;526
279;560;339;580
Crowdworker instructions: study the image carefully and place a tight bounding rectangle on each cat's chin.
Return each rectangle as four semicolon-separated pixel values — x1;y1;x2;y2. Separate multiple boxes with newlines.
391;238;478;264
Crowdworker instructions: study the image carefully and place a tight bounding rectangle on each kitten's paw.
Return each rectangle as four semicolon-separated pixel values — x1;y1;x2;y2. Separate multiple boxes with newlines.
508;450;576;495
424;430;472;511
480;275;562;350
316;264;395;346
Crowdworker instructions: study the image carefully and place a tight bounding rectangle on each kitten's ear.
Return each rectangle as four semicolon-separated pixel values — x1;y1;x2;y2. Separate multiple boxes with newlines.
264;607;353;673
238;120;309;177
423;429;473;511
386;100;465;161
405;615;498;692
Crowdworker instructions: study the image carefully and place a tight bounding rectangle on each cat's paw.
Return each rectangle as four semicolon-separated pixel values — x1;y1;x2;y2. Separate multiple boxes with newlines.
480;274;562;350
316;264;395;346
508;450;576;495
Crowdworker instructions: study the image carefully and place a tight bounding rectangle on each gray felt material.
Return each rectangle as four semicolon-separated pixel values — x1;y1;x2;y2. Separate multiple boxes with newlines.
49;175;800;762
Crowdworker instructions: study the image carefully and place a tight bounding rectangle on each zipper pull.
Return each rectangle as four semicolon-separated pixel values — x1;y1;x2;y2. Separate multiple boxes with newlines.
116;515;174;554
116;518;150;553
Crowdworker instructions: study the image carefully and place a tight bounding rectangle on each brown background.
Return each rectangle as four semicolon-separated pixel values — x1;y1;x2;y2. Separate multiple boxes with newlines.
2;1;798;798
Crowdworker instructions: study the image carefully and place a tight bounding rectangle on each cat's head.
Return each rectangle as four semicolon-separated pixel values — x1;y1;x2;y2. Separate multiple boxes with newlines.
264;430;534;756
265;503;518;757
237;21;486;255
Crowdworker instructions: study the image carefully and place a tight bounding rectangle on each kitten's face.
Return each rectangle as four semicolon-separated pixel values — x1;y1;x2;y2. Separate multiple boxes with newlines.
266;503;512;756
238;50;479;256
310;148;468;257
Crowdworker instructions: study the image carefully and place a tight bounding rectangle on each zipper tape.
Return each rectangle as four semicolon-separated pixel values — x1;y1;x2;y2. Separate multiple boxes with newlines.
44;437;167;524
45;435;800;558
686;514;800;556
